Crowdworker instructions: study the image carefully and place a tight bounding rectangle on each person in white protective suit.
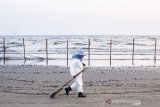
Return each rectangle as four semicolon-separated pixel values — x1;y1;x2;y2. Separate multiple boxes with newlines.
65;49;86;97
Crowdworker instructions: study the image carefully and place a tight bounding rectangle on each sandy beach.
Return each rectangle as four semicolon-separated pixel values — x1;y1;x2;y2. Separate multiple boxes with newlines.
0;65;160;107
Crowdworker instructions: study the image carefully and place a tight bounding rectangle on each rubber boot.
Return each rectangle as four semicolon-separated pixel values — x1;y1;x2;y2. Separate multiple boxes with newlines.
78;92;86;97
65;86;72;95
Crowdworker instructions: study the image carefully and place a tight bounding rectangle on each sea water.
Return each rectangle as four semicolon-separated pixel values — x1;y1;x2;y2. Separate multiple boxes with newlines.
0;35;160;66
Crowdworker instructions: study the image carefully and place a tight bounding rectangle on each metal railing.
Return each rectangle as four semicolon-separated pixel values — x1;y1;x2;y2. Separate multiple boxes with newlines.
0;38;158;66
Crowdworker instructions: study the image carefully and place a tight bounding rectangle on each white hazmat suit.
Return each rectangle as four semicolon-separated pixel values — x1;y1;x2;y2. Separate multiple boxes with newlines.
65;49;86;97
70;58;84;92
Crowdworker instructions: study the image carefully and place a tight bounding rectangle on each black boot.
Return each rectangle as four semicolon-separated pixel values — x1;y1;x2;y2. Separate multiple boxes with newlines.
78;92;86;97
65;86;72;95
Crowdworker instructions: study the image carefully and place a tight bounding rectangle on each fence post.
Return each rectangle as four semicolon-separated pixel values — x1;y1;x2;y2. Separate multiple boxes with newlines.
88;39;90;66
23;38;26;64
132;38;135;65
3;38;6;65
67;40;69;66
154;38;157;65
110;40;112;66
46;38;48;65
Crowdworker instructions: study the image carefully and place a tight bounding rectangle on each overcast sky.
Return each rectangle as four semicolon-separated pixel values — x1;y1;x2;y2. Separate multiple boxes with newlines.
0;0;160;35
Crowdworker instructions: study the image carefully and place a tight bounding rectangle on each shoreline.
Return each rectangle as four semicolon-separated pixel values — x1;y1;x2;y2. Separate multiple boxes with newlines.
0;65;160;107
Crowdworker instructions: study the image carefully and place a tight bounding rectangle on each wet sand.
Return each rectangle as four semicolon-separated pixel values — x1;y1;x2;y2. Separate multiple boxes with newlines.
0;65;160;107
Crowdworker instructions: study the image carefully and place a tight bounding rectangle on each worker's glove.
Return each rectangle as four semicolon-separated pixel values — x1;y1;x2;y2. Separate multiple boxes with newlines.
82;63;86;66
72;75;76;79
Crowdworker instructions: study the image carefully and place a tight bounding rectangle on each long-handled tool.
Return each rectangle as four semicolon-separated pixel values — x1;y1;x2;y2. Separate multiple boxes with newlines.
50;68;87;98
